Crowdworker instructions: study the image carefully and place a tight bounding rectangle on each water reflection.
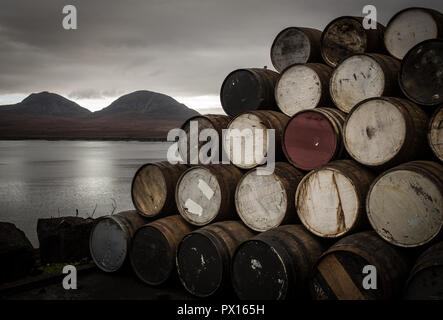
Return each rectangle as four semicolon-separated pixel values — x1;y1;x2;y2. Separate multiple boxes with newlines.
0;140;171;247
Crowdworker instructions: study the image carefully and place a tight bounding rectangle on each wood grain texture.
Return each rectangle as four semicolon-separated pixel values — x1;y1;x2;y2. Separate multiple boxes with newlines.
330;54;400;113
176;164;243;226
385;8;443;60
271;27;322;72
275;63;332;116
235;162;303;232
344;97;428;169
131;162;188;217
310;231;410;300
296;160;374;238
367;161;443;248
317;254;365;300
429;105;443;162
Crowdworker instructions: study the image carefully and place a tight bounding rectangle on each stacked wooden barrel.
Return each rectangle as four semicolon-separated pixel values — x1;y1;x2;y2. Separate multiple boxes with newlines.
88;6;443;301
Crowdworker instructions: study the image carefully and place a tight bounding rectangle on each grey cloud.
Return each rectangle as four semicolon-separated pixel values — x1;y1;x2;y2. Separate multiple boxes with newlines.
0;0;442;106
68;88;124;100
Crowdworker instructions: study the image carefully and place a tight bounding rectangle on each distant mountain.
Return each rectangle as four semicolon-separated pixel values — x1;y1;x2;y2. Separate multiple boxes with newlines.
0;92;91;117
92;90;198;120
0;90;199;140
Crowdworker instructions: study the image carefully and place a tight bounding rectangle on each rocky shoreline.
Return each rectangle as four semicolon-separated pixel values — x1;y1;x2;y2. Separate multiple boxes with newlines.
0;217;97;285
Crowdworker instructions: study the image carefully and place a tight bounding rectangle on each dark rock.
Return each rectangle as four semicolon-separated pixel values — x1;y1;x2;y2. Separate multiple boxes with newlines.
0;222;35;283
37;217;95;264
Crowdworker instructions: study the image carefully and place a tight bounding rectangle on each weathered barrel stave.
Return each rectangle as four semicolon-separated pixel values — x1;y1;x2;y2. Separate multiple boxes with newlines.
310;231;410;300
295;160;375;239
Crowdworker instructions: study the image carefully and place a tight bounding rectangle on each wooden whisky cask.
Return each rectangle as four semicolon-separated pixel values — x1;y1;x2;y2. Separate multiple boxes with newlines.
429;105;443;162
223;110;289;169
90;210;148;273
270;27;322;72
321;16;385;67
176;221;254;297
343;97;428;169
385;7;443;60
366;161;443;248
130;215;193;285
175;164;243;226
295;160;375;238
310;231;410;300
330;54;400;113
404;241;443;300
178;114;230;164
232;225;324;300
283;108;346;171
235;162;304;232
275;63;333;116
131;162;188;218
220;68;280;117
399;39;443;106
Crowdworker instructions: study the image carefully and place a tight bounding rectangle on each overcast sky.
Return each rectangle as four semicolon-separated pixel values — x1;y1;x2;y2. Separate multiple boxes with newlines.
0;0;441;112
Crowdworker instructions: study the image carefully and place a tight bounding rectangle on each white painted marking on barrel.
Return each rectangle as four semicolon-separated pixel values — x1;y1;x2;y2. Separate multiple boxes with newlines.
331;55;385;113
198;179;214;200
184;199;203;216
251;259;262;270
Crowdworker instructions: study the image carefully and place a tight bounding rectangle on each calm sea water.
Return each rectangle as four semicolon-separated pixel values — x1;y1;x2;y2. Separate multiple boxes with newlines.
0;140;171;247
